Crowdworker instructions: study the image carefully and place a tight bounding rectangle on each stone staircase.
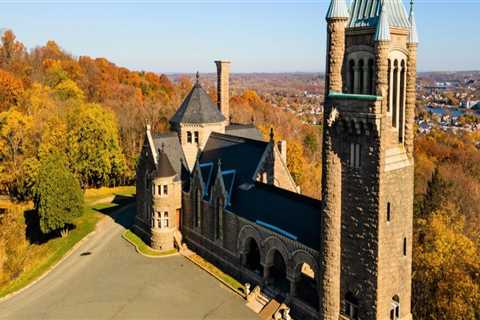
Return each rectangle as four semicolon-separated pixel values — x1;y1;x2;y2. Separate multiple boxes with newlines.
246;286;292;319
385;146;410;172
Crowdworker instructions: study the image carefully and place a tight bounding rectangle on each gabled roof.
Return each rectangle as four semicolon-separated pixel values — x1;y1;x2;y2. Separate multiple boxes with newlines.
348;0;410;29
170;82;225;125
225;123;264;141
199;132;269;187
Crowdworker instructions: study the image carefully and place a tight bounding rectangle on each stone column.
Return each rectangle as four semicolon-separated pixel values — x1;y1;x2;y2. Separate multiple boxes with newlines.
375;41;390;114
319;107;342;320
215;60;231;125
353;66;361;94
405;44;417;158
325;18;347;94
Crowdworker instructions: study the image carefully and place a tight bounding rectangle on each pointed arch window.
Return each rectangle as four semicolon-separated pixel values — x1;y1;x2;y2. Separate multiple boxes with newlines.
195;188;202;229
349;60;355;93
215;196;224;241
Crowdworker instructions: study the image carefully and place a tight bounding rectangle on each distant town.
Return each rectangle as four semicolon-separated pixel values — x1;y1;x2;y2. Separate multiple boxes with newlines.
170;70;480;133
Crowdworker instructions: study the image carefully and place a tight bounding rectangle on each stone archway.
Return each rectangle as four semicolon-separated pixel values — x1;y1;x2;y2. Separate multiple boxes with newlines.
291;250;320;310
267;249;290;295
243;237;263;276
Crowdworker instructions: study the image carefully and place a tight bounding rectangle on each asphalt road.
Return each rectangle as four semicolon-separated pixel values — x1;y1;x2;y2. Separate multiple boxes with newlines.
0;204;256;320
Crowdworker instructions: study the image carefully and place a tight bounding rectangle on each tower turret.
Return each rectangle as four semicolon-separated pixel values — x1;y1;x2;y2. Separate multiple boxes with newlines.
321;0;416;319
325;0;349;93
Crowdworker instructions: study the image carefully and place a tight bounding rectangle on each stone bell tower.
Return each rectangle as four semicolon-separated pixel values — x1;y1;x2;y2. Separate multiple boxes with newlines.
320;0;418;319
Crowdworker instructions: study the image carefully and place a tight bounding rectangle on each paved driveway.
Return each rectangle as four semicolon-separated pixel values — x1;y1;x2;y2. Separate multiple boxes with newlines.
0;205;256;320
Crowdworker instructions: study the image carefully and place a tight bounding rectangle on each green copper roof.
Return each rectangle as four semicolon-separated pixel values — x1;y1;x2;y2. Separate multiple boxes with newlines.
328;91;383;101
326;0;350;20
408;0;419;43
348;0;410;29
375;1;391;41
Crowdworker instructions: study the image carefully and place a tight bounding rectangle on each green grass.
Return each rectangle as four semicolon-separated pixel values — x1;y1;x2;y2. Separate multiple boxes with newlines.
0;186;135;299
122;230;177;257
189;254;244;294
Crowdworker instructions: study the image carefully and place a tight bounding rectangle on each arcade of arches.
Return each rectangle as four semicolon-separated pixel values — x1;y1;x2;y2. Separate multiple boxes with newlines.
240;235;319;311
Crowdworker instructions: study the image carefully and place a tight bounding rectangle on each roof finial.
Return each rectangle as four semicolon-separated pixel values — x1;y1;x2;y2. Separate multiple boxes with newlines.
408;0;419;44
269;128;274;141
195;71;200;84
217;158;222;169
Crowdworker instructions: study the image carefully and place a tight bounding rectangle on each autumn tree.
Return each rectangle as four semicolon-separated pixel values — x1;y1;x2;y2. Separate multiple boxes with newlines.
0;109;35;198
413;204;480;320
34;152;83;236
0;206;28;285
66;103;127;187
0;69;23;111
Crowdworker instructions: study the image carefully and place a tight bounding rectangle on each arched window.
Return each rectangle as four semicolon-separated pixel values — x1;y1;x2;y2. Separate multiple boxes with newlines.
399;60;406;143
387;59;392;113
349;60;355;93
392;60;399;128
215;197;224;240
342;292;359;320
368;59;375;94
390;295;400;320
195;188;202;228
358;59;365;94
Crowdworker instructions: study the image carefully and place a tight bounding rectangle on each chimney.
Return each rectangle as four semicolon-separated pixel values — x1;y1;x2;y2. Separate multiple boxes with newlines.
277;140;287;164
215;60;231;125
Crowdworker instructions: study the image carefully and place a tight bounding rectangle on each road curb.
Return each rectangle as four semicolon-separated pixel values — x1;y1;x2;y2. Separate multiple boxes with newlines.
121;231;179;259
181;252;246;299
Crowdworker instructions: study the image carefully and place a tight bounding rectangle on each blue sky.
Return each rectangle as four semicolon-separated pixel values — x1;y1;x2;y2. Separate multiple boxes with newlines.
1;1;479;73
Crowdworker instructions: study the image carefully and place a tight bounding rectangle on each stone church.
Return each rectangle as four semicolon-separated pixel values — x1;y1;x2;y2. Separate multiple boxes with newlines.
135;0;418;319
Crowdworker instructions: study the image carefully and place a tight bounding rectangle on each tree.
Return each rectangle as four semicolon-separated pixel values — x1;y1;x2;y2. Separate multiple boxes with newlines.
34;152;83;236
67;103;127;187
0;206;28;285
0;69;24;111
413;204;480;320
0;109;35;197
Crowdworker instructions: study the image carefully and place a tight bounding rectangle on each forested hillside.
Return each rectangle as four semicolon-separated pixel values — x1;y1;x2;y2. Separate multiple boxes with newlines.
0;30;479;319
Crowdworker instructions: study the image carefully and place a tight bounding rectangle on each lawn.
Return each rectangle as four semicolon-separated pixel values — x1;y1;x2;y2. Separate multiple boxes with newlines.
122;229;177;257
0;186;135;299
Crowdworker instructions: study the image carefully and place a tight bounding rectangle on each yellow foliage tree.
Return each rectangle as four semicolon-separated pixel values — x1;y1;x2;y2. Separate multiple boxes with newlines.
413;204;480;320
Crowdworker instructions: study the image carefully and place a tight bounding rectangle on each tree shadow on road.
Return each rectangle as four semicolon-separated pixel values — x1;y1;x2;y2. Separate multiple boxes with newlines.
24;209;76;245
93;195;136;229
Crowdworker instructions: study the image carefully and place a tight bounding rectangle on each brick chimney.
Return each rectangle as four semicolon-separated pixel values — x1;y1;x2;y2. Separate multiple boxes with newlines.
215;60;231;125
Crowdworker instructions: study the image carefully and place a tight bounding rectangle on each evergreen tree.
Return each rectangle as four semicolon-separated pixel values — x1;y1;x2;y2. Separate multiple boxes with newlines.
34;152;83;236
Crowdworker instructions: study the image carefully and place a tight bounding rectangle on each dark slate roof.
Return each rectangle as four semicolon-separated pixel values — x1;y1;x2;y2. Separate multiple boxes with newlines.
232;182;322;251
152;132;186;177
194;131;322;250
226;123;264;141
154;149;176;178
199;132;269;192
170;83;225;125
